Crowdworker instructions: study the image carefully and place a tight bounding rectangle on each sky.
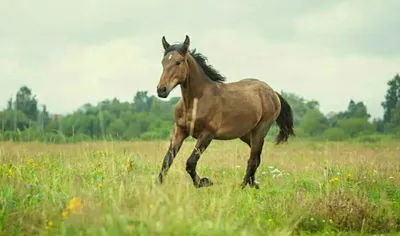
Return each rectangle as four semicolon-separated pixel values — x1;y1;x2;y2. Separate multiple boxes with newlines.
1;0;399;119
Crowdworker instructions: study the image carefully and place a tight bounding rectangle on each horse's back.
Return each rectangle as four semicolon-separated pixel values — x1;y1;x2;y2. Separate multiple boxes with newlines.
223;78;276;97
221;77;281;118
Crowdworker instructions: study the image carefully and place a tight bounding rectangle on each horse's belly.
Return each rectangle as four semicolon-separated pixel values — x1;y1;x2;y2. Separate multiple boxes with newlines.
214;115;259;140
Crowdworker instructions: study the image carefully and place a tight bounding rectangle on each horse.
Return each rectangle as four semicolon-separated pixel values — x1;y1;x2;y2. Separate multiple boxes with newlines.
155;35;295;189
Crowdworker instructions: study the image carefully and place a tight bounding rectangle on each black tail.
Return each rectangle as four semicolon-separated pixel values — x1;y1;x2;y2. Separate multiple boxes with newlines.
275;92;295;145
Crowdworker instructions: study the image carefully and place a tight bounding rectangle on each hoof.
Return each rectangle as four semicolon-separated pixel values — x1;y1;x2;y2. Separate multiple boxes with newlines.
197;177;213;188
250;180;260;189
241;180;260;189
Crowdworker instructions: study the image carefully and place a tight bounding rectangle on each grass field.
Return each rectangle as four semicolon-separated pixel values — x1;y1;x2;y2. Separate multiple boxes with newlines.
1;139;399;235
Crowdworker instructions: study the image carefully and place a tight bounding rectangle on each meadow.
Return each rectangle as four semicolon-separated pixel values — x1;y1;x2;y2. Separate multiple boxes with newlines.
0;139;399;235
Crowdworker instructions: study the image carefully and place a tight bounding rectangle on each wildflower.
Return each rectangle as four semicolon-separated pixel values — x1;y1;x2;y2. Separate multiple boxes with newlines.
62;211;68;219
270;168;283;178
329;177;340;183
26;159;34;166
97;168;103;174
346;173;352;181
98;183;103;189
7;168;12;177
66;197;82;213
46;220;53;230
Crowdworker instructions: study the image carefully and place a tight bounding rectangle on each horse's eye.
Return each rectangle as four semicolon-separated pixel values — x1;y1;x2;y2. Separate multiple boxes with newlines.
175;61;181;66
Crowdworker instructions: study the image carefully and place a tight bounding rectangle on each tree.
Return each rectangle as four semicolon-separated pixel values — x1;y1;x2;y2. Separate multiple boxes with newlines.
133;91;153;112
372;118;385;133
327;100;371;127
7;97;12;110
384;103;400;135
346;100;370;119
300;109;328;137
338;118;374;138
382;74;400;124
15;86;39;122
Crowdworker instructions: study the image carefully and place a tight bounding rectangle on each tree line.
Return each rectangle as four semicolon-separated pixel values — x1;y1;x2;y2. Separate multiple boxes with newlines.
1;74;399;143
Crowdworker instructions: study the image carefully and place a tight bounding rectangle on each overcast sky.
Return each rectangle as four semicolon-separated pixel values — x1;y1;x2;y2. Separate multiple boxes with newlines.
1;0;399;119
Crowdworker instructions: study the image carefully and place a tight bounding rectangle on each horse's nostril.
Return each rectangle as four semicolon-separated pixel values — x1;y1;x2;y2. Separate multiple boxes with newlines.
157;87;167;93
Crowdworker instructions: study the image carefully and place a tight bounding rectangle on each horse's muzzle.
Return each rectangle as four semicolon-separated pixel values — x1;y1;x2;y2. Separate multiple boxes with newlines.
157;86;168;98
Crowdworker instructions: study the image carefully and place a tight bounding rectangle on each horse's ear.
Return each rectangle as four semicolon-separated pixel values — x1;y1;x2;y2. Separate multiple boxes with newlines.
183;35;190;53
162;36;170;50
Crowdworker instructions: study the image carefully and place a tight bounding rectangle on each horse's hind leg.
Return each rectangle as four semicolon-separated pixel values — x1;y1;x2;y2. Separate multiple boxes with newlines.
241;122;272;189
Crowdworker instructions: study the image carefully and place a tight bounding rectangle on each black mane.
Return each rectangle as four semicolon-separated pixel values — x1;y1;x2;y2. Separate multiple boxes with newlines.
164;44;227;83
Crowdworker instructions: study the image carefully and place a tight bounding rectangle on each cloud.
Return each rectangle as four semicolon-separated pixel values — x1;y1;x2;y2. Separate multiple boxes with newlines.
20;37;159;111
0;0;398;119
295;0;400;57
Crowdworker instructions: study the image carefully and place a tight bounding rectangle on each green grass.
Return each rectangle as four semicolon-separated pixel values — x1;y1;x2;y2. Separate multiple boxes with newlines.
0;139;399;235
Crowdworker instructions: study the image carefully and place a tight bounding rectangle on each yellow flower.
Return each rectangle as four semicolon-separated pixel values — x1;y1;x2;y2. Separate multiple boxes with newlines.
7;168;12;177
62;211;68;219
98;183;103;189
329;177;340;183
346;173;352;181
66;197;82;213
27;159;34;166
46;220;53;230
97;168;103;174
26;159;39;168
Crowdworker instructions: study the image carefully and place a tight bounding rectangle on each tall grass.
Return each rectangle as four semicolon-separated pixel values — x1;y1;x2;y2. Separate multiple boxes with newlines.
0;139;399;235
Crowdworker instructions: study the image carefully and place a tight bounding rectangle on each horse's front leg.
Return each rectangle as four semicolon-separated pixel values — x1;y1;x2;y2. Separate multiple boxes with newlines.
185;132;214;188
157;124;188;184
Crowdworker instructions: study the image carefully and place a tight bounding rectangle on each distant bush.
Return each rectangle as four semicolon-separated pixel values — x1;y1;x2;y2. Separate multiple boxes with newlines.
323;128;349;141
356;134;381;143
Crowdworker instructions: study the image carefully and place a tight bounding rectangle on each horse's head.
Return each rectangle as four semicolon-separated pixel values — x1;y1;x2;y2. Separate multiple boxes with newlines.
157;35;191;98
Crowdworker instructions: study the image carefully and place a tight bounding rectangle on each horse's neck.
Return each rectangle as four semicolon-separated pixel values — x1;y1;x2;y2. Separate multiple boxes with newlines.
180;56;213;110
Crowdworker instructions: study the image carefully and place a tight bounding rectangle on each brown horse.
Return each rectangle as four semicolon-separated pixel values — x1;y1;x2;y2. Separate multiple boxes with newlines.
156;35;295;189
